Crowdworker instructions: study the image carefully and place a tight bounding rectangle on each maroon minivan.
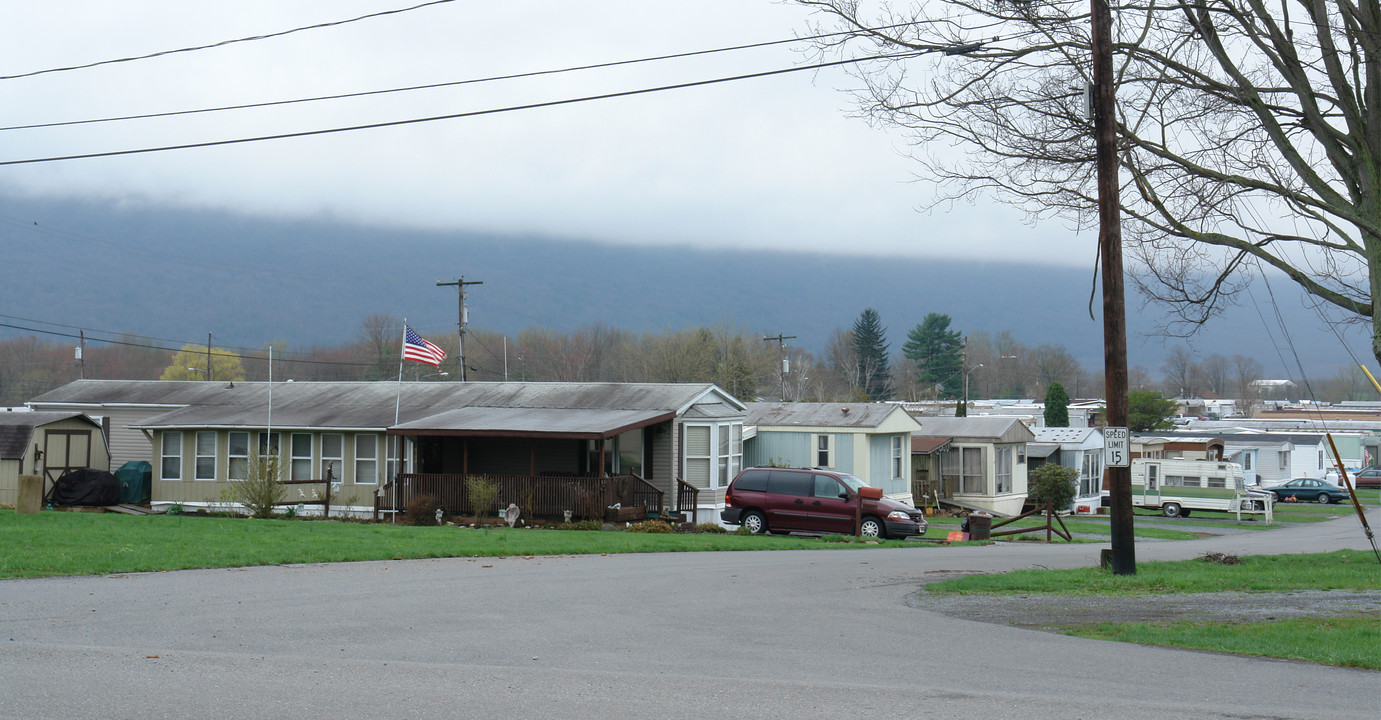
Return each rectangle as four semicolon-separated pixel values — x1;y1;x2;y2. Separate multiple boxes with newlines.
721;467;927;539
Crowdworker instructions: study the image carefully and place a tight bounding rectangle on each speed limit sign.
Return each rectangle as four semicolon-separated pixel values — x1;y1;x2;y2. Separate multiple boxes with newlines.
1104;426;1130;467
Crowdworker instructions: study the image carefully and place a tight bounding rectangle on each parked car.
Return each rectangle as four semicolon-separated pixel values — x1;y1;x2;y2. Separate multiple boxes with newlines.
1259;478;1351;504
721;467;927;539
1347;467;1381;489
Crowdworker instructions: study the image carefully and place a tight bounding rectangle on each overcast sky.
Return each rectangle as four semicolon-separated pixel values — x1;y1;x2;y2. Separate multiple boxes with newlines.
0;0;1090;264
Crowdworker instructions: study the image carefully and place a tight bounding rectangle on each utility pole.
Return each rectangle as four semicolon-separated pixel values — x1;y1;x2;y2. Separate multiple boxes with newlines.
763;333;796;400
1092;0;1135;574
206;332;213;382
78;330;86;379
436;277;483;381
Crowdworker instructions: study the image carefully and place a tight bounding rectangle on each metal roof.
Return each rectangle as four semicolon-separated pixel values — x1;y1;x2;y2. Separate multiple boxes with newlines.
33;380;739;433
910;436;952;454
1032;427;1101;444
1025;443;1059;458
745;402;915;429
912;416;1036;443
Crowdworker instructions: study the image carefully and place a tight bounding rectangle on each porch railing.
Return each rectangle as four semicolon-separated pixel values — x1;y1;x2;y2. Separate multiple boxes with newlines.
675;478;699;518
380;472;665;520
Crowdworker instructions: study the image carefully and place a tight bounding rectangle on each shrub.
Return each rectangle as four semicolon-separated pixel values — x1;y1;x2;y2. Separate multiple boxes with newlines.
465;475;500;523
627;520;674;533
1027;464;1078;511
220;454;286;519
733;526;755;535
692;523;727;534
406;495;445;526
556;520;605;531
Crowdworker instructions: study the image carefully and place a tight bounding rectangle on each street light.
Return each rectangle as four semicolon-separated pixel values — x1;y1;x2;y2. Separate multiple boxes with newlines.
963;363;984;413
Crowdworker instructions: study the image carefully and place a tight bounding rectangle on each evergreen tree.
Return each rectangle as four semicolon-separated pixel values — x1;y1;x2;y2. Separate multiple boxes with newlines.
1044;382;1070;427
902;313;963;398
1128;390;1178;431
850;308;891;401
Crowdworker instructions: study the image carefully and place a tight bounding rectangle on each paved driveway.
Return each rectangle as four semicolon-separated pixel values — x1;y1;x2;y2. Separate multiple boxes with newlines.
2;509;1376;719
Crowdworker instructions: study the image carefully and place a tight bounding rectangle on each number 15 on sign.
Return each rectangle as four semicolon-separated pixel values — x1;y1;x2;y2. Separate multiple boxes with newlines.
1104;426;1129;467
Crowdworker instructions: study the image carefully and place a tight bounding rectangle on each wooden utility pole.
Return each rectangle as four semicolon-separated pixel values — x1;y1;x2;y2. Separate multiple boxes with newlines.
1092;0;1135;574
763;333;796;400
436;277;483;381
206;332;213;382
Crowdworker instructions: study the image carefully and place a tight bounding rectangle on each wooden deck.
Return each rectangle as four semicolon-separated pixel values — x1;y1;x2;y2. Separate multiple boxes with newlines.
379;472;677;521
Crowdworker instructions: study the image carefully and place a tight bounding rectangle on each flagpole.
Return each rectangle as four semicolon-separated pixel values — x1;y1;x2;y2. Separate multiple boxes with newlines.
393;320;407;524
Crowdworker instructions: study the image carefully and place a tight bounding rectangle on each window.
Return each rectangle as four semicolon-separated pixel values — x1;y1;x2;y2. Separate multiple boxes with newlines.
1207;475;1226;488
291;433;313;482
813;473;844;498
813;434;834;468
160;432;182;481
1279;450;1290;469
386;435;403;483
355;435;378;485
961;447;984;494
995;446;1012;494
321;433;343;483
228;432;250;480
194;431;217;481
892;436;904;479
684;425;711;488
258;432;280;458
717;423;742;488
1242;452;1253;471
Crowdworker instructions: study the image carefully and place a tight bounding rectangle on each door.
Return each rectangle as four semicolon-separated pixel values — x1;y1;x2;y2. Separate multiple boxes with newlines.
808;473;855;534
764;471;813;531
1144;462;1160;503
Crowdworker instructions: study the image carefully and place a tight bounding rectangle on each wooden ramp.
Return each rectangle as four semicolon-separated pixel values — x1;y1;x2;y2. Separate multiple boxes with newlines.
104;504;154;515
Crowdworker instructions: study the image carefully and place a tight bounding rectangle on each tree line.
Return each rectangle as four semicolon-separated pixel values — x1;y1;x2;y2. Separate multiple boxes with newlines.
2;310;1357;409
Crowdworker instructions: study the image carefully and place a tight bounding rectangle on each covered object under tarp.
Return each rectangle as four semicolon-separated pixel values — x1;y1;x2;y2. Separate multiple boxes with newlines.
114;461;151;504
46;468;120;506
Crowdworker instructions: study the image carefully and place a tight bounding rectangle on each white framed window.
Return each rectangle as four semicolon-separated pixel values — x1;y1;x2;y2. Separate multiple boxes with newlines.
892;436;904;479
321;433;343;483
258;432;280;458
1279;450;1290;469
1242;452;1253;471
386;435;404;483
716;423;742;488
684;424;711;488
194;431;217;481
995;446;1012;494
961;446;985;494
812;434;835;468
355;434;378;485
290;433;313;482
228;431;250;480
160;432;183;481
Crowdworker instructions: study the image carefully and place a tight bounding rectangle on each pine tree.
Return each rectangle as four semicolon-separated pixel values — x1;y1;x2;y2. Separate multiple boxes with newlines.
850;308;891;401
1044;381;1070;427
902;313;963;398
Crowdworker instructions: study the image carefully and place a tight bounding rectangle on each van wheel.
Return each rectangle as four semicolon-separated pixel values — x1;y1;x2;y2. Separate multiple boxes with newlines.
741;510;767;534
1162;503;1183;518
859;516;885;538
1317;494;1332;505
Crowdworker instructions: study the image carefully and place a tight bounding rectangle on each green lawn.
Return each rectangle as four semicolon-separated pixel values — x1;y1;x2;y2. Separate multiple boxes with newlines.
926;550;1381;668
0;510;960;579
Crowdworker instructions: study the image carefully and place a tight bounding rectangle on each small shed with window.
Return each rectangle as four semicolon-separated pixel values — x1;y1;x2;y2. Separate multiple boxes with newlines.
742;402;922;504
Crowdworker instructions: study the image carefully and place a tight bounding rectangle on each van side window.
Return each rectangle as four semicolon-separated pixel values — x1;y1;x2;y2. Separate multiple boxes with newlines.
767;470;812;497
813;474;844;498
734;469;768;492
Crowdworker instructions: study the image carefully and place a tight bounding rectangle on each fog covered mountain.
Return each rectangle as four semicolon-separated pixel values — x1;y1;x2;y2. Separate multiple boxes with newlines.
1;194;1364;381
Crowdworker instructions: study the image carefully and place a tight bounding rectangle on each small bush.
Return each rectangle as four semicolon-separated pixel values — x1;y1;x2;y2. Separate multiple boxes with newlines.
692;523;727;534
627;520;674;533
406;495;445;526
1028;464;1078;511
733;526;755;535
221;454;286;519
556;520;605;531
465;475;500;523
165;504;184;516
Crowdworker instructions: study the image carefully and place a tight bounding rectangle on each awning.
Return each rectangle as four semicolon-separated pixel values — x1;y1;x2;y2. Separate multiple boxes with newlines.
911;436;953;454
389;406;675;440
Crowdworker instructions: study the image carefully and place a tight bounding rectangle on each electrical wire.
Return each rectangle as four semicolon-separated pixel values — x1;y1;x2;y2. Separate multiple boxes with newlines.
0;48;936;167
0;23;918;133
0;0;457;81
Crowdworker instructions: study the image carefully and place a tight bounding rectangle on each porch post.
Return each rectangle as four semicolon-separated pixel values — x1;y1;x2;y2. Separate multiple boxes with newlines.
529;439;536;476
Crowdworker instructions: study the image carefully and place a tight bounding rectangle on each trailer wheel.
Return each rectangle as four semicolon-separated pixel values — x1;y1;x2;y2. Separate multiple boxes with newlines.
1162;502;1183;518
1179;508;1191;517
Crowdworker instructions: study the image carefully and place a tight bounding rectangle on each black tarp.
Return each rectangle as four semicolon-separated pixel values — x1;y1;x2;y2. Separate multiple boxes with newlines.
114;461;151;504
47;468;121;506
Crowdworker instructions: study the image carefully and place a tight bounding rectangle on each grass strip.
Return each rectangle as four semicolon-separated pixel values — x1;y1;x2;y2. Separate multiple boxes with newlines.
1070;615;1380;670
927;550;1381;595
0;510;948;579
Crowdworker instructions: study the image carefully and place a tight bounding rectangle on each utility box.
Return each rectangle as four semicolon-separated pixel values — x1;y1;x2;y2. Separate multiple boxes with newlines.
16;475;42;514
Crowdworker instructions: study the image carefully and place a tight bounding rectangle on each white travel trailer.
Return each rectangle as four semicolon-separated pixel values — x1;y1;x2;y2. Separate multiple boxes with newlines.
1110;458;1273;522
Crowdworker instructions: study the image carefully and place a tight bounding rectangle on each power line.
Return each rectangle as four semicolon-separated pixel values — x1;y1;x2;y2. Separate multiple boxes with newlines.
1;0;456;81
0;24;915;133
0;49;936;167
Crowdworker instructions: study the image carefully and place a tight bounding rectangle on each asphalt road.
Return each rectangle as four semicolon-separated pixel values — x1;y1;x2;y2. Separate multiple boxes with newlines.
2;509;1377;720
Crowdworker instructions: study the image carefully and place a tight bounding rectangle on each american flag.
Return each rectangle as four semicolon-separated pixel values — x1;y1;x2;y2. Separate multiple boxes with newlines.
402;326;446;367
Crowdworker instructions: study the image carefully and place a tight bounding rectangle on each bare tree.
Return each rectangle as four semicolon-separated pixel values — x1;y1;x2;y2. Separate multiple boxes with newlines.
798;1;1381;361
1160;345;1201;398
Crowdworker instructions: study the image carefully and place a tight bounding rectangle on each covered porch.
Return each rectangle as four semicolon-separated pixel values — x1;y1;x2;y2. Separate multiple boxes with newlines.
379;406;698;521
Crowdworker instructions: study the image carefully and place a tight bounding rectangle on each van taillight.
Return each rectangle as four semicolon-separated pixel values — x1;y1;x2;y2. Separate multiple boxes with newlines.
724;490;733;507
